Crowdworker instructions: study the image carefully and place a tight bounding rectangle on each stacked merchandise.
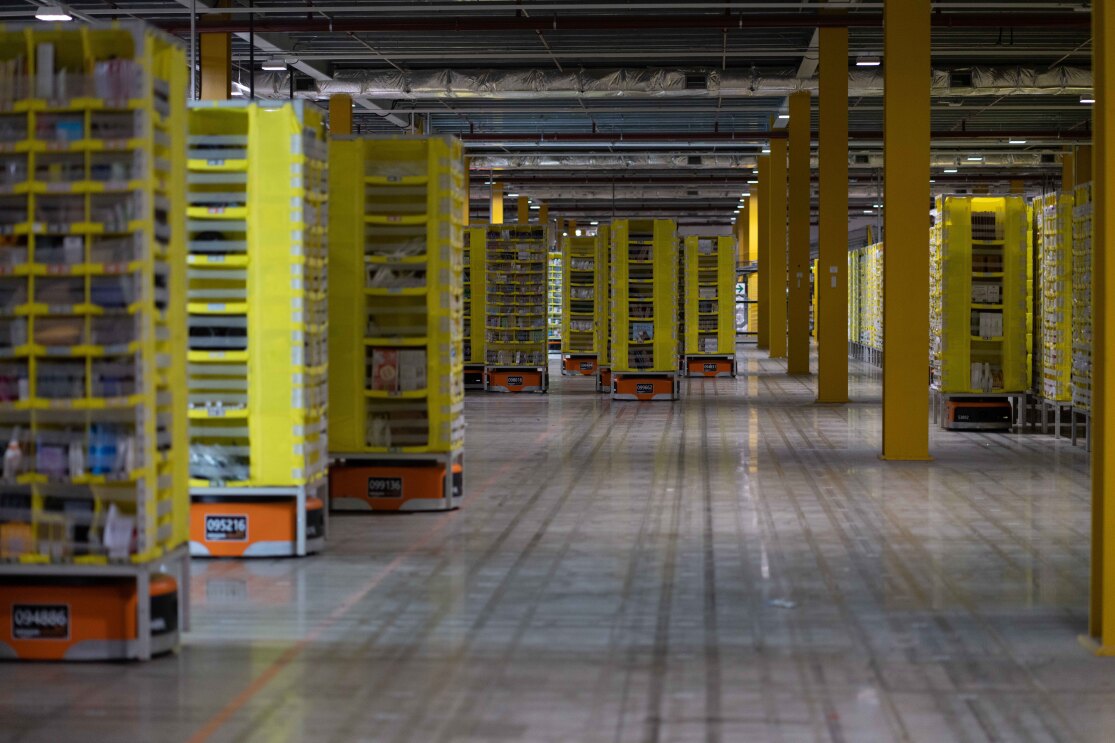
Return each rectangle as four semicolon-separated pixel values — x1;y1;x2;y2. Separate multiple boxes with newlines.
610;219;679;400
560;234;602;375
547;246;562;351
848;251;861;347
0;22;189;661
682;235;736;376
185;101;328;557
328;135;465;510
485;224;549;392
930;196;1031;393
462;226;485;388
1072;184;1092;414
1036;192;1073;402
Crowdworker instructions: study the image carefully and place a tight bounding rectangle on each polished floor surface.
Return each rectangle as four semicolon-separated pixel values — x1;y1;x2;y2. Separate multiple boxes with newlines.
1;348;1107;743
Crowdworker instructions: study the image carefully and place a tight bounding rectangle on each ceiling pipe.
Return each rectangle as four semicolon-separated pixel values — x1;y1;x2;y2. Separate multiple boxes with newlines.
459;130;1087;143
162;12;1090;35
248;66;1092;101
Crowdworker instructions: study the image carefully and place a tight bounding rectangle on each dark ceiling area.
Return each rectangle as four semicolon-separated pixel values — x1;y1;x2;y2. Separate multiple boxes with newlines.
3;1;1094;224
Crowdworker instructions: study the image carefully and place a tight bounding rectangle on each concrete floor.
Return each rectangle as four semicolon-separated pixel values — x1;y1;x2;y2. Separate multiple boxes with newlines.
1;348;1109;743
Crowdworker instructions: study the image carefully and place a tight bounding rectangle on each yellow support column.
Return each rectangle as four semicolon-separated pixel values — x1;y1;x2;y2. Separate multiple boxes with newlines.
756;159;770;350
1078;144;1094;185
881;0;931;460
751;190;764;348
491;182;504;225
329;94;352;136
787;92;811;375
463;160;471;226
737;203;749;265
817;26;849;402
199;31;231;101
517;195;530;224
1010;179;1025;195
768;137;788;359
540;203;549;224
1089;0;1115;654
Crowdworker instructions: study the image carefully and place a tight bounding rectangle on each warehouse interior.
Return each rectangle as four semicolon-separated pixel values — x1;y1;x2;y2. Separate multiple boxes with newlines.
0;1;1112;741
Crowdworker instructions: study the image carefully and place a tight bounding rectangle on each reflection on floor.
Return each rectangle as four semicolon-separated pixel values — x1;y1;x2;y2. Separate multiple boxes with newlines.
1;348;1106;743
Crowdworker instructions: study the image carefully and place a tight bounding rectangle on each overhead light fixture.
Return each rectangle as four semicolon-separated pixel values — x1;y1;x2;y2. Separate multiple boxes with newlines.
35;4;72;21
1008;138;1027;145
967;156;984;161
575;228;582;237
529;205;540;210
943;168;958;173
748;179;758;184
872;203;882;208
231;80;249;97
590;221;599;225
929;179;936;183
261;57;288;71
1081;94;1095;104
761;148;771;154
777;114;790;120
863;209;874;214
856;55;881;67
506;192;519;197
562;231;568;237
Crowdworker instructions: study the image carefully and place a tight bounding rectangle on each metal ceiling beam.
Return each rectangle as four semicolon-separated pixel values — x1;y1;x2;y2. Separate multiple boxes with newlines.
459;129;1089;143
164;12;1091;35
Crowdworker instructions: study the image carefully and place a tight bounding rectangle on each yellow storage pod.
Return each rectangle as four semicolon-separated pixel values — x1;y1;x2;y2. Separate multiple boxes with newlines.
594;225;612;391
548;246;562;351
185;101;327;558
1036;192;1073;402
610;219;679;400
930;196;1032;394
484;224;549;393
560;233;602;375
463;225;485;388
682;235;736;377
328;135;465;455
0;22;189;660
1072;183;1092;414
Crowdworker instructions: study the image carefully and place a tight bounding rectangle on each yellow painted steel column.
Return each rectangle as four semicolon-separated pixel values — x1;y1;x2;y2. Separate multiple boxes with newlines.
517;195;529;224
756;159;771;350
737;203;749;264
1078;144;1094;185
818;26;849;402
787;92;811;375
199;31;231;101
329;94;352;136
539;203;549;224
1089;0;1115;654
1063;149;1075;190
750;191;764;348
490;182;504;224
881;0;931;461
768;137;788;359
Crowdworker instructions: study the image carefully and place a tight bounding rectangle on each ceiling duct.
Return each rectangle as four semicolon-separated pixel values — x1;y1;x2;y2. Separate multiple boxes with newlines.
469;152;1048;169
250;66;1091;101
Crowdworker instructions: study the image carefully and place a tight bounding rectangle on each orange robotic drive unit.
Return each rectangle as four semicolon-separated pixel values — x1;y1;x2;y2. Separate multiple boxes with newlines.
612;374;679;401
0;574;179;661
190;495;325;558
562;355;598;376
486;368;547;393
330;459;463;512
685;357;736;378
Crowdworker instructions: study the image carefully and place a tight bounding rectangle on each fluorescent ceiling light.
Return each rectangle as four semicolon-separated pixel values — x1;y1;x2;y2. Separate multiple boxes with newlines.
261;57;288;71
748;179;758;184
863;210;874;214
943;168;958;173
872;203;882;208
777;114;790;120
1081;95;1095;104
529;205;540;210
35;4;72;21
761;148;771;154
967;156;984;161
590;221;599;225
856;55;881;67
506;192;519;197
1009;138;1027;144
929;179;936;183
